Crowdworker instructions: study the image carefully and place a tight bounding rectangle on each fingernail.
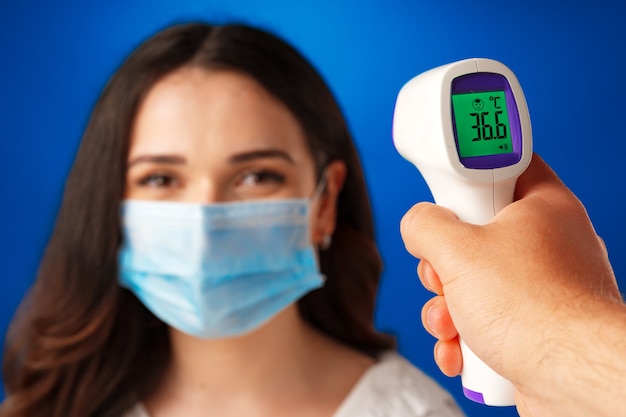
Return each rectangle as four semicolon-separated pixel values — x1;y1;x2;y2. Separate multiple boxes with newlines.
427;306;439;337
420;261;436;292
424;273;436;292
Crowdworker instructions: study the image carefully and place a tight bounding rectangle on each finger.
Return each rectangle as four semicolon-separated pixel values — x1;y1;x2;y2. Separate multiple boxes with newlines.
421;296;458;341
434;338;463;377
417;259;443;295
399;201;465;262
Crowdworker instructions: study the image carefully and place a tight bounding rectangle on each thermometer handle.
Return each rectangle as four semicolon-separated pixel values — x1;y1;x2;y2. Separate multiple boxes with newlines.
460;341;515;406
428;169;517;225
431;173;517;406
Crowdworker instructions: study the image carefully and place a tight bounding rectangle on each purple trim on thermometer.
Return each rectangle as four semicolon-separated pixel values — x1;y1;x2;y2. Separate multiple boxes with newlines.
463;387;486;404
451;72;523;169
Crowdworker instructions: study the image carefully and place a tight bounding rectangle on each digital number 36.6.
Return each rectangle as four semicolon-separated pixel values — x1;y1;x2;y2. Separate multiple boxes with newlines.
469;111;508;141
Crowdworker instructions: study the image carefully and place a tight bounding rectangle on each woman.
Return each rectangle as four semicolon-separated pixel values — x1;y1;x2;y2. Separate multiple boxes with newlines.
1;23;464;417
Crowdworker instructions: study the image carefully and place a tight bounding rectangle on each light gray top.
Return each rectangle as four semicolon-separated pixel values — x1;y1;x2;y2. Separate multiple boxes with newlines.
123;351;465;417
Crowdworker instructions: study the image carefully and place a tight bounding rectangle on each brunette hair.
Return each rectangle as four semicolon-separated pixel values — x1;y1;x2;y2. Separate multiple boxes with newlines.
1;22;394;417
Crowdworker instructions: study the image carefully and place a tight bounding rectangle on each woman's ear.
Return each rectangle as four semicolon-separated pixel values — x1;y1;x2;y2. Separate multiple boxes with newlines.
312;160;346;246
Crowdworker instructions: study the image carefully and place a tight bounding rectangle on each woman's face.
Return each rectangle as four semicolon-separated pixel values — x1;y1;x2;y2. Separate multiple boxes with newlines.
125;67;344;243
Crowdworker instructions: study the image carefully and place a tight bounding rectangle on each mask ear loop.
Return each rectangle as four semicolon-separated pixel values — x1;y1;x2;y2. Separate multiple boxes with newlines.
310;169;328;203
311;169;333;251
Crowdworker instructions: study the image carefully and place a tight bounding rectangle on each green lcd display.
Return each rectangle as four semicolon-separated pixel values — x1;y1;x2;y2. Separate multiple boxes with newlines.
451;90;513;158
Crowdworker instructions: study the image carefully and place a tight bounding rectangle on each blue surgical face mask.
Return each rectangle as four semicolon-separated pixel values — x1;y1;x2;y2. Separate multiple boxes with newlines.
118;196;325;339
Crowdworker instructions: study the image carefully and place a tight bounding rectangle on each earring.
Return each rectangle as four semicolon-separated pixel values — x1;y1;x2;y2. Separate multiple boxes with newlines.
320;234;332;250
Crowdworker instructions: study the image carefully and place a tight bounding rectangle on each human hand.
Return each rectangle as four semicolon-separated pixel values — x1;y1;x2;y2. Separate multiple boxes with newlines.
400;154;621;415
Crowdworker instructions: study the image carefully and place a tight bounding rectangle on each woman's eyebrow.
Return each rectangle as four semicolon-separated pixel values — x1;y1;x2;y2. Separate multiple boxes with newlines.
228;149;295;164
127;154;187;168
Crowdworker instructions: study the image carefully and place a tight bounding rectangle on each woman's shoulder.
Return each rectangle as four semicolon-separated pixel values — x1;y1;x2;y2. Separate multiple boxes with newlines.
333;351;466;417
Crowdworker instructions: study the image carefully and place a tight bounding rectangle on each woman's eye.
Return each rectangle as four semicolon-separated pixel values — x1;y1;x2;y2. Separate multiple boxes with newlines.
137;173;180;188
237;170;286;187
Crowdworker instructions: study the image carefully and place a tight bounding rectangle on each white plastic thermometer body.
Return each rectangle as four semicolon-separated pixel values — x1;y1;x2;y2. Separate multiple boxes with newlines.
392;58;532;406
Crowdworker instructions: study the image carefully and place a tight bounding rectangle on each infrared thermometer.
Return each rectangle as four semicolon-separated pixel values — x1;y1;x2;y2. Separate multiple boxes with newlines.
392;58;532;406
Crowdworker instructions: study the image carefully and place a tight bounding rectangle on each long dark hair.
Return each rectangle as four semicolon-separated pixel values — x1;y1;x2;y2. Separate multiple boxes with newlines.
1;22;394;417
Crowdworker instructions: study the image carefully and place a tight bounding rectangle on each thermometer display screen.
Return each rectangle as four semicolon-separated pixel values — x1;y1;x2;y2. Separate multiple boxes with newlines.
452;90;514;158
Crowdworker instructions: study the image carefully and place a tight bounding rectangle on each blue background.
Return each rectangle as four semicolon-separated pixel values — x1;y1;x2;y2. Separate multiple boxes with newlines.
1;1;625;416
